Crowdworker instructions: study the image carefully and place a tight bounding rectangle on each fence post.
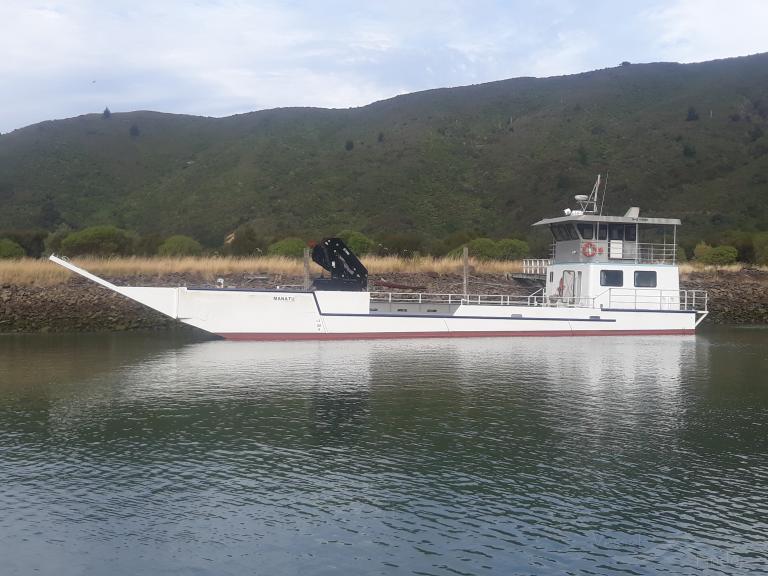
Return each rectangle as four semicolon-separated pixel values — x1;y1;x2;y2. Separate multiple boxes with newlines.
463;246;469;297
303;247;311;291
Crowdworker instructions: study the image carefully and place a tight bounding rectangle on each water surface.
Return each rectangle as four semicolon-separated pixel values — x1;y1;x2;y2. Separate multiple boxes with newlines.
1;329;766;575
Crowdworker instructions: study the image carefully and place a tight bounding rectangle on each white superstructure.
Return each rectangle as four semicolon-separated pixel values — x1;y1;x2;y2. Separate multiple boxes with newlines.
49;178;708;340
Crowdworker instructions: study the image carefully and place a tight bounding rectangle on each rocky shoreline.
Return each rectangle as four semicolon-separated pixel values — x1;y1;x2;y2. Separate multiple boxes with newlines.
1;269;766;334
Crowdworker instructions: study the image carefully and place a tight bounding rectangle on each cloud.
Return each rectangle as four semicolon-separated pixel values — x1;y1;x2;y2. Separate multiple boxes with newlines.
644;0;768;62
0;0;765;133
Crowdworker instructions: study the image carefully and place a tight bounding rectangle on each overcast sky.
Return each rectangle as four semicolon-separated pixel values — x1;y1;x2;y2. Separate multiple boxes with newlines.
1;0;766;133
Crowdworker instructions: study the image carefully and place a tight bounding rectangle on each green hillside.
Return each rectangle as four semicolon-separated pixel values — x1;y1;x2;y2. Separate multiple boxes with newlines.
1;53;767;249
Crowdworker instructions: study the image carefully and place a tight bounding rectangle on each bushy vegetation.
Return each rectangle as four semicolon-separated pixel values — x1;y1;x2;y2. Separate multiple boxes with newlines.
337;230;376;255
0;238;25;259
1;54;767;249
694;242;739;265
60;226;135;257
267;237;306;258
157;235;202;257
449;238;530;260
227;225;267;256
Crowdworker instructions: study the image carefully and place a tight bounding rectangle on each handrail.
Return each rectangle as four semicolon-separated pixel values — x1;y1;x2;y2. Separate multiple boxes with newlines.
369;288;708;312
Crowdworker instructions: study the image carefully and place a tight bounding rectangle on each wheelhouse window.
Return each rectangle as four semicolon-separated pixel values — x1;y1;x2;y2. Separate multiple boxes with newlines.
609;224;624;240
576;223;594;239
634;271;657;287
625;225;637;242
551;225;568;241
600;270;623;287
598;224;608;240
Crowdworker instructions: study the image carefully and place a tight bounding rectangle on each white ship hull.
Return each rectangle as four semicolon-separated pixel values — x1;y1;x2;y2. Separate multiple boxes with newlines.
48;256;704;339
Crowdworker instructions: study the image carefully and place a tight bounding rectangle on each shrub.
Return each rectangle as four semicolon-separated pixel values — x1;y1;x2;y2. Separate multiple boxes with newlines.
377;234;423;257
698;245;738;265
60;225;134;256
676;245;688;262
0;229;47;257
753;232;768;265
135;233;164;256
496;238;530;260
267;237;306;258
466;238;499;260
0;238;25;259
228;225;267;256
337;230;375;255
158;235;203;257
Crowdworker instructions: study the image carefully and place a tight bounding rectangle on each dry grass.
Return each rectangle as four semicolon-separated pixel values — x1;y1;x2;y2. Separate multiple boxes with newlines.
3;257;763;286
1;256;525;286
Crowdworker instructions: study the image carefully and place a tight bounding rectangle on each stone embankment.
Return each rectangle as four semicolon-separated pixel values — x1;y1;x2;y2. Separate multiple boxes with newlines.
1;269;765;334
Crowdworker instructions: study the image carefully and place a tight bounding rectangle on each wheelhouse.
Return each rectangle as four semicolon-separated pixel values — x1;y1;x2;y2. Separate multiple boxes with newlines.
530;176;690;311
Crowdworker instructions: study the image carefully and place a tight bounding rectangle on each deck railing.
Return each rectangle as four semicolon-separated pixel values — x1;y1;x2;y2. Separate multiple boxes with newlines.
368;289;708;312
522;259;551;275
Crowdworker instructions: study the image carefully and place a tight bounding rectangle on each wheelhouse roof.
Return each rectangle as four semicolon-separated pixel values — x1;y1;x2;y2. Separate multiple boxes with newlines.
532;214;681;227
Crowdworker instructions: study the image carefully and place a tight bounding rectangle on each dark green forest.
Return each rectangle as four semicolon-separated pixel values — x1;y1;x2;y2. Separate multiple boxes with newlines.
1;53;767;258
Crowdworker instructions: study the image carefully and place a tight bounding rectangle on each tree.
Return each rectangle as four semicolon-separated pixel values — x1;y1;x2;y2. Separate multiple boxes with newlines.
752;232;768;265
158;235;202;256
0;238;25;259
496;238;530;260
466;238;499;260
686;106;699;121
102;107;111;119
377;233;423;257
60;226;134;256
228;225;267;256
337;230;375;255
267;237;306;258
695;241;739;265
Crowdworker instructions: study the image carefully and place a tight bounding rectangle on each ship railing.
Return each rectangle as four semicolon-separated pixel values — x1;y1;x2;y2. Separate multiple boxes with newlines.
370;292;537;306
522;259;551;275
369;288;708;312
605;288;708;311
633;243;677;264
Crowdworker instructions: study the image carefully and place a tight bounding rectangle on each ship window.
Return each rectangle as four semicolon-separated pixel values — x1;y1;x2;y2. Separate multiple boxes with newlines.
566;224;579;240
427;309;438;313
600;270;623;287
609;224;624;240
634;271;657;287
551;225;568;241
576;223;594;239
625;225;637;241
598;224;608;240
549;271;554;282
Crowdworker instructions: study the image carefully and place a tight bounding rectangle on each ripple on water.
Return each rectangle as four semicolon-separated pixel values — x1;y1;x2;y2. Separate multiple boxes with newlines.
0;332;767;575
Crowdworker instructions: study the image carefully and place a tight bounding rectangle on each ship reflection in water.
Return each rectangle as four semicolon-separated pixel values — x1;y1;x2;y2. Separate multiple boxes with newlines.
1;330;766;576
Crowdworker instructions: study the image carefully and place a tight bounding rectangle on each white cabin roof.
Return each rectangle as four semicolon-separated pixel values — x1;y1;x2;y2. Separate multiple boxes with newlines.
532;214;681;227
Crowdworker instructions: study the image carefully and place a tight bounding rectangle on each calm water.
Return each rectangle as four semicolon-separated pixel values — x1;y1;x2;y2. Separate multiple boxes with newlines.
1;328;766;575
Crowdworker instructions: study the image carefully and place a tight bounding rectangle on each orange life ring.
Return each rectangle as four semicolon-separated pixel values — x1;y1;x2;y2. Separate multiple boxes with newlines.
582;242;597;258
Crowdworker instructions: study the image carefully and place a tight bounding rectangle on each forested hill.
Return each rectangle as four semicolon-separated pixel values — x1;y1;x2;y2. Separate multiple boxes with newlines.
1;53;767;249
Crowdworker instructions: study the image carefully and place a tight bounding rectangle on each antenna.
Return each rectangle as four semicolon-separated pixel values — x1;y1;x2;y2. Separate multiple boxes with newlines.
599;170;609;215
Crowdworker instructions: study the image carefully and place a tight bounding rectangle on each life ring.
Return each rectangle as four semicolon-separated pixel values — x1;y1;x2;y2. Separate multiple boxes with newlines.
581;242;597;258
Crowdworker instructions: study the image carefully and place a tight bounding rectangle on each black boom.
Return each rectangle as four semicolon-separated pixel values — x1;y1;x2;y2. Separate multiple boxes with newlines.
311;238;369;291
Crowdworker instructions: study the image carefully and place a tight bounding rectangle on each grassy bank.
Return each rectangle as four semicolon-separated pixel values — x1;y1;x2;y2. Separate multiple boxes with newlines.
1;256;532;286
2;257;765;287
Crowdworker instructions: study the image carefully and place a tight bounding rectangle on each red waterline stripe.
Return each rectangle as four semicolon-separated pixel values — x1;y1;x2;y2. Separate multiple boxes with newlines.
219;329;695;341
